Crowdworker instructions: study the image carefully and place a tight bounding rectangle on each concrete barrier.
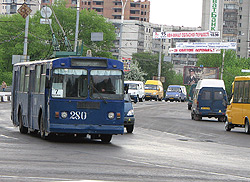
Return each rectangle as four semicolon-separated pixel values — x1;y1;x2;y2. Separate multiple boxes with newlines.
0;92;11;102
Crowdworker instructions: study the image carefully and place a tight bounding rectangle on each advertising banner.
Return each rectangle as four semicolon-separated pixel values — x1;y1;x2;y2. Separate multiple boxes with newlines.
176;42;236;49
183;66;220;85
122;58;131;71
210;0;219;31
169;48;221;54
153;31;220;39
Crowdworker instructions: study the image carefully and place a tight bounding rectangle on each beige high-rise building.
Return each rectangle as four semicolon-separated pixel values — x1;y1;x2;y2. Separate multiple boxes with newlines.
202;0;250;58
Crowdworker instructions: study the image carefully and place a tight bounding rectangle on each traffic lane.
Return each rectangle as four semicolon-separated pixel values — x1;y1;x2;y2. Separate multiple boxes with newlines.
134;101;250;148
1;126;250;181
0;103;250;181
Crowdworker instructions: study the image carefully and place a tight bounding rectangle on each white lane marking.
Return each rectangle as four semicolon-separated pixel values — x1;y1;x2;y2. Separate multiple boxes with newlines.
0;134;18;140
112;156;250;181
0;175;113;182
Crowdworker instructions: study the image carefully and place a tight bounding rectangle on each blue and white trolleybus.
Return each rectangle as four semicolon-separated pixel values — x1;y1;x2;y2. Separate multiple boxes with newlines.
11;57;124;143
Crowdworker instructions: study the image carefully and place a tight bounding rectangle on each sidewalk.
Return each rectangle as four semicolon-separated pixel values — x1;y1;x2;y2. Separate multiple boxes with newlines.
0;92;11;102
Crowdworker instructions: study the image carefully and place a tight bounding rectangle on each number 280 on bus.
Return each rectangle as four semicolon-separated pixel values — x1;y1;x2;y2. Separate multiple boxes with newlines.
11;57;124;143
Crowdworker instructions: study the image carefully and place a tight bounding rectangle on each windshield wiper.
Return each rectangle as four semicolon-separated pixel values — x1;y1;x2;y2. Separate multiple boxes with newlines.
90;82;108;104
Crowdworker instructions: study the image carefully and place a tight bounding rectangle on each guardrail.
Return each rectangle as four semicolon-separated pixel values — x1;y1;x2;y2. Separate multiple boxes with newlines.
0;92;11;102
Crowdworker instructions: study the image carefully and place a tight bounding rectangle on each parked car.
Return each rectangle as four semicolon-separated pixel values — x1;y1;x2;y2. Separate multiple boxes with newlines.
144;80;164;101
187;84;197;110
191;79;227;122
124;93;135;133
124;81;145;102
165;85;187;102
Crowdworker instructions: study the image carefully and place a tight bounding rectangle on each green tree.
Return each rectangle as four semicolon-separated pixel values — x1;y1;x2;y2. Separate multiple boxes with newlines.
132;52;179;90
196;50;250;95
124;61;147;81
0;1;117;85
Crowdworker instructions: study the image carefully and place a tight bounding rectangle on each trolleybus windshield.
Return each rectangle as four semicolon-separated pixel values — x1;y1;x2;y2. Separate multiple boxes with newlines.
90;70;123;100
52;68;88;98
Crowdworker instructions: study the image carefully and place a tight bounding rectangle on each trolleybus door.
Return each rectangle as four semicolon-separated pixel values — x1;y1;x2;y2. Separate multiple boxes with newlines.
28;66;36;128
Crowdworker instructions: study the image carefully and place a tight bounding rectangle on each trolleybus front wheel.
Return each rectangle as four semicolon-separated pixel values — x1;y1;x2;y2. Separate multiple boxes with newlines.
18;109;28;134
100;134;112;143
39;114;47;140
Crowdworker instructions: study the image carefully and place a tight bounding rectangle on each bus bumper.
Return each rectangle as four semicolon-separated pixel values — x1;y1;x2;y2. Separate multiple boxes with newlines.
49;124;124;134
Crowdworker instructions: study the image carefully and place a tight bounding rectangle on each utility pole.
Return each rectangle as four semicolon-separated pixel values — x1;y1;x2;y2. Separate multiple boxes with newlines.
74;0;80;52
220;49;225;79
23;0;31;62
118;0;127;62
158;25;163;81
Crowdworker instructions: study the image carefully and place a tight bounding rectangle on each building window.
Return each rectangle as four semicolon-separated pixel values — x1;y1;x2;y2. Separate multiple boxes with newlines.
130;3;136;7
238;47;241;52
239;15;242;19
141;5;144;8
95;2;103;5
239;0;243;3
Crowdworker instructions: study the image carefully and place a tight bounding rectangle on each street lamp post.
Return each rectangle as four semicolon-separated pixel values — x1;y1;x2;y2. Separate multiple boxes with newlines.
23;0;31;62
74;0;80;52
158;25;163;81
118;0;127;62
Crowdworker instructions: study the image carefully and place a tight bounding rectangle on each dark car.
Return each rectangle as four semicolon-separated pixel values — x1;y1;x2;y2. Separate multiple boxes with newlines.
124;94;135;133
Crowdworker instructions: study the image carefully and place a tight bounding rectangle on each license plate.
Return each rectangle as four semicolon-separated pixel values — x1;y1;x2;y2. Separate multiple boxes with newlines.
201;107;210;110
170;98;174;99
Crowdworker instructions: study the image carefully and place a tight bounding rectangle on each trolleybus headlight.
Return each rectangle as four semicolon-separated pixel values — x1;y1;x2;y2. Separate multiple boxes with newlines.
61;112;68;119
108;112;115;120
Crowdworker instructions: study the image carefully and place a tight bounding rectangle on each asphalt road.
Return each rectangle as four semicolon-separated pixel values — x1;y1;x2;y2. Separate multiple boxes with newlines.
0;101;250;182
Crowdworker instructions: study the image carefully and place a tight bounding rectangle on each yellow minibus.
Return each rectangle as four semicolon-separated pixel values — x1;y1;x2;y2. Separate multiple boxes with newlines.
225;76;250;133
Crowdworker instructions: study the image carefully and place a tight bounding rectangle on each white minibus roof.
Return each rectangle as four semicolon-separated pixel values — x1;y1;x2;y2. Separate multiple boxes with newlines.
196;79;225;90
124;81;143;84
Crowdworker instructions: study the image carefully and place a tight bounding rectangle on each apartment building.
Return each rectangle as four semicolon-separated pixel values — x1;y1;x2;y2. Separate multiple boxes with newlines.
202;0;250;58
109;19;201;74
41;0;150;22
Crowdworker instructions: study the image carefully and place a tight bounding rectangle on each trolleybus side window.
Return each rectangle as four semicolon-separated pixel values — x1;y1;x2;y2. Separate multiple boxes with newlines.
35;65;41;93
40;65;46;93
24;66;30;92
51;68;88;98
20;66;25;92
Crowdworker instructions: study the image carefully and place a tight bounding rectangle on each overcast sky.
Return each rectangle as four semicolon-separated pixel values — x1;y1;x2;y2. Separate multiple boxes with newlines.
149;0;203;27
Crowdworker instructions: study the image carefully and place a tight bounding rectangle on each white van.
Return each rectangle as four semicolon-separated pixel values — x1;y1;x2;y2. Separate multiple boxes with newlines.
124;81;145;102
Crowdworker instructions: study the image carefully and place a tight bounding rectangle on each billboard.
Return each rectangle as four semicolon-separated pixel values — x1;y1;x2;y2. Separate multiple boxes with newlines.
153;31;220;39
176;42;236;49
210;0;219;31
169;48;220;54
183;66;220;85
122;58;131;71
